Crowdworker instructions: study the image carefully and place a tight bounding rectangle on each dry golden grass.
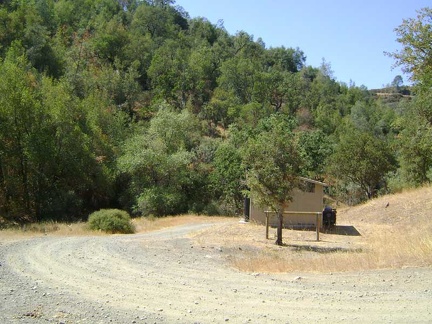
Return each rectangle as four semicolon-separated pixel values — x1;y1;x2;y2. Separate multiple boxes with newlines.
0;221;97;242
0;215;232;242
192;186;432;273
132;215;232;233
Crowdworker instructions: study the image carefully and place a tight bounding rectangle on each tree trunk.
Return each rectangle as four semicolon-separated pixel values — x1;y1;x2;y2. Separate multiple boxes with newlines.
275;211;283;246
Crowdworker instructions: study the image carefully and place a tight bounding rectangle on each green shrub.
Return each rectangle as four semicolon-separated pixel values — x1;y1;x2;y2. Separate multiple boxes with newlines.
88;209;135;234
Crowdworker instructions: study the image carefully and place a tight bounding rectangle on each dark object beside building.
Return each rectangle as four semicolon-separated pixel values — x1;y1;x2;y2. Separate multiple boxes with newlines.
322;206;337;228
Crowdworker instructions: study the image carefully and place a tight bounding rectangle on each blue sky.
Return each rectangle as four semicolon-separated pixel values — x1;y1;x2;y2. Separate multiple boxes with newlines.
176;0;431;89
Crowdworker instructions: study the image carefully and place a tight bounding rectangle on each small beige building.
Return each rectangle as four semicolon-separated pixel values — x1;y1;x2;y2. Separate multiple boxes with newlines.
249;177;327;229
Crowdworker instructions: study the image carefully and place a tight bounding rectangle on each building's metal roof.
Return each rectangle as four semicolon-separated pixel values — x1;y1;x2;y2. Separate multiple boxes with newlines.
299;177;328;187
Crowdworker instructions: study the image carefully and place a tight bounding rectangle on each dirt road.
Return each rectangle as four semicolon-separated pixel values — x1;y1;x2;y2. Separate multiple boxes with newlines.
1;222;431;323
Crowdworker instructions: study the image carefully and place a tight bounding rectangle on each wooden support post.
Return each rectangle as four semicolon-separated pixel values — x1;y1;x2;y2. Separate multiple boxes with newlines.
316;212;320;241
265;212;269;239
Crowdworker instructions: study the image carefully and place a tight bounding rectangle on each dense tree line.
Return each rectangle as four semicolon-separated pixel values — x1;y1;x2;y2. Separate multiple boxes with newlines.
0;1;430;224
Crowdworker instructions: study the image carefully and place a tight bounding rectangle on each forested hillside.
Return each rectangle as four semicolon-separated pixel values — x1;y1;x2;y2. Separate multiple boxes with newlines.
0;0;431;224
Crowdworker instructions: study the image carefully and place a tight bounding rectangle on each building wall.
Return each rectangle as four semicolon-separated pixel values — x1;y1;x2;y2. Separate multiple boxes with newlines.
250;183;325;228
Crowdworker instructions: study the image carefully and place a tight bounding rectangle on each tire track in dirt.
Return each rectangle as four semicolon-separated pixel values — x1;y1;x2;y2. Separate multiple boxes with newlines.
2;222;432;323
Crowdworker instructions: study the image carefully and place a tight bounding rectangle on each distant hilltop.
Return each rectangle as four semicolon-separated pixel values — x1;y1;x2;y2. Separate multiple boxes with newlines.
369;86;413;104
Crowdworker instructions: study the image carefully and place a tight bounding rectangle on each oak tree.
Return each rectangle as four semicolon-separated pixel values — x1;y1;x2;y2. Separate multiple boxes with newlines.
242;115;303;245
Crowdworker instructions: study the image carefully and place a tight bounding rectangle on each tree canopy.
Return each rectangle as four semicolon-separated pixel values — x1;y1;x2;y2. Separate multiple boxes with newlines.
0;1;429;225
242;115;303;245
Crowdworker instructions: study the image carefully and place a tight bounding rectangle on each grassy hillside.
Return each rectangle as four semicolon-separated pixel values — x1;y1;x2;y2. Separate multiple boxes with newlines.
340;186;432;226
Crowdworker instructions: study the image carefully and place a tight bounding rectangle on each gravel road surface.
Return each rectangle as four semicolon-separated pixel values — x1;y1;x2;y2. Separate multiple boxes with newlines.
1;222;431;323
